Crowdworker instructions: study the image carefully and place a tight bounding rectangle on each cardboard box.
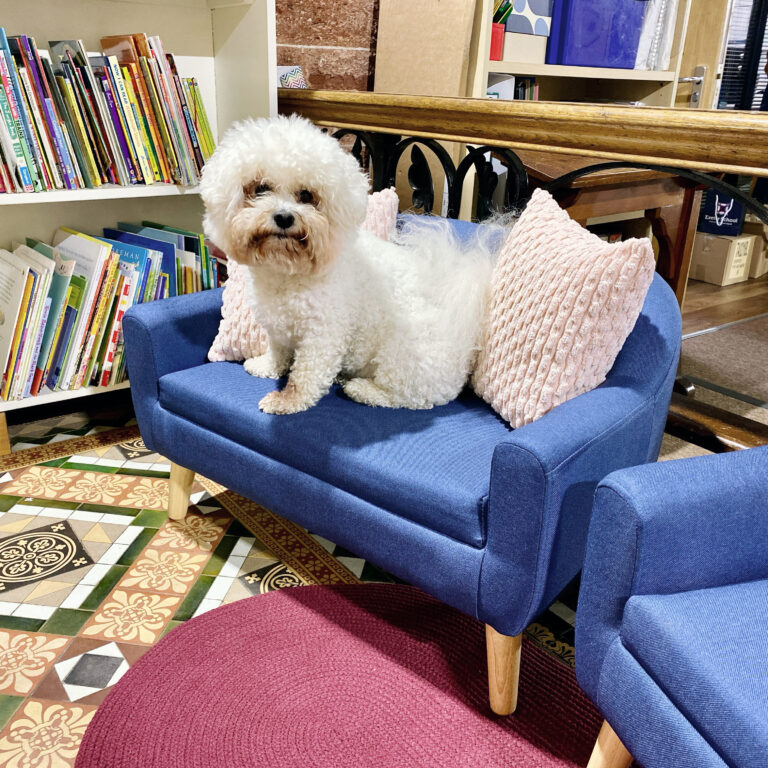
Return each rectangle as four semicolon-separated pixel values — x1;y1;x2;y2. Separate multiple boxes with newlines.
689;233;755;286
741;220;768;278
505;0;553;36
503;32;548;63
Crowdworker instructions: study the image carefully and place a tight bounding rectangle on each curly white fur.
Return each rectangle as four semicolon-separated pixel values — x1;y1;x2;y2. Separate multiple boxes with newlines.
200;114;495;414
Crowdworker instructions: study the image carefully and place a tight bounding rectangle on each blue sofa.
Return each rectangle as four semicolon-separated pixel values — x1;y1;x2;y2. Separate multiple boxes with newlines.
123;219;681;714
576;446;768;768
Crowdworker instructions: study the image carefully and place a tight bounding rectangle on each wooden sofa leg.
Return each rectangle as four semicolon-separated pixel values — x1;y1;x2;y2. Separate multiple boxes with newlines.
485;625;522;715
587;721;633;768
168;463;195;520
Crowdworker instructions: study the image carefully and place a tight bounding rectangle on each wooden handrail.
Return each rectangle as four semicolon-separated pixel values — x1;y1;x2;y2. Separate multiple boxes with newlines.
278;89;768;177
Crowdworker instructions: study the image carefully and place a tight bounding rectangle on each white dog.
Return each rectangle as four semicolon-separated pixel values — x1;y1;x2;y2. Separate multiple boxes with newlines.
200;115;493;415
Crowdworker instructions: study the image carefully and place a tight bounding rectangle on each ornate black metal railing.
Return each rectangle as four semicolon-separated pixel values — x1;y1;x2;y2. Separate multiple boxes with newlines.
330;129;768;228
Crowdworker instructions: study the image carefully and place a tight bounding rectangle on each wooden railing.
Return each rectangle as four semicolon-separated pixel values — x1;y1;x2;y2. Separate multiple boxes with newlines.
278;90;768;177
277;89;768;453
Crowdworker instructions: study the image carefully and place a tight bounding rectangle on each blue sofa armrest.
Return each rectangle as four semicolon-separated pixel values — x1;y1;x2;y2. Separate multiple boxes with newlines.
479;380;655;635
123;288;224;448
576;445;768;700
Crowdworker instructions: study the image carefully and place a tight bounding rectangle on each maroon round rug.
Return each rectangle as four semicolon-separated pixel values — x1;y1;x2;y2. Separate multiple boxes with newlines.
76;584;601;767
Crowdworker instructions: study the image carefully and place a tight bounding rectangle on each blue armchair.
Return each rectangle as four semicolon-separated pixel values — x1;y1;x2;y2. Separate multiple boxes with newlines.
576;446;768;768
123;223;680;715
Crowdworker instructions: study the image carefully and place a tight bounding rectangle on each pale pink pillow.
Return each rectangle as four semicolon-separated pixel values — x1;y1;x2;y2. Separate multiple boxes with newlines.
472;188;655;428
208;188;400;362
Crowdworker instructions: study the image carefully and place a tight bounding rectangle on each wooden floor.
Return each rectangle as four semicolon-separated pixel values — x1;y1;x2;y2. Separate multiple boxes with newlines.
682;275;768;335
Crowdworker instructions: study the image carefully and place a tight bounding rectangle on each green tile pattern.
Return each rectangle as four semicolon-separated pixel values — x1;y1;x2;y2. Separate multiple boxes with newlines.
117;528;158;565
80;566;128;611
0;496;20;512
0;616;45;632
131;509;168;528
0;694;23;729
173;575;215;621
203;536;238;576
40;608;93;636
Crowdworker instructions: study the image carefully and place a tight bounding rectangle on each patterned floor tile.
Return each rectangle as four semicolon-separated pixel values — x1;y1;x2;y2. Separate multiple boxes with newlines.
151;512;231;554
80;589;182;645
0;631;70;696
2;469;168;511
0;697;97;767
34;638;148;706
119;549;209;595
241;563;305;594
0;521;93;595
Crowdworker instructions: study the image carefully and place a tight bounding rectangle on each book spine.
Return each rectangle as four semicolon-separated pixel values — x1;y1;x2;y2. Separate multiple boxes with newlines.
40;57;88;187
18;68;57;189
3;272;36;400
122;65;160;182
13;269;49;400
98;75;137;185
100;276;131;386
74;256;118;389
1;272;32;399
147;44;192;184
107;56;152;184
129;62;169;182
139;56;179;183
39;284;71;392
0;30;40;190
22;296;51;399
21;39;71;189
171;68;204;173
0;60;33;190
65;59;109;184
57;74;101;187
101;68;141;183
46;304;76;391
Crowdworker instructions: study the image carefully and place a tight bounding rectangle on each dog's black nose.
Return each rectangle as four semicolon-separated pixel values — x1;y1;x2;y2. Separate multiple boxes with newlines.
273;211;295;230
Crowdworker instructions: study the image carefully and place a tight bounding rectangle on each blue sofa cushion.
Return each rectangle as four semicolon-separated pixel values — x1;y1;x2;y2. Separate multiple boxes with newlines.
158;361;514;546
621;580;768;767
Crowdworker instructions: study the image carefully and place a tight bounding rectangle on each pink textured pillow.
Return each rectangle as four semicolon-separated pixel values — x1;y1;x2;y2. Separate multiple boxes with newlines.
472;188;655;428
208;188;400;362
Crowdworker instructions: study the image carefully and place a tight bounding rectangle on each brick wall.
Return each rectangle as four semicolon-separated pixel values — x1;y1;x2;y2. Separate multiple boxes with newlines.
276;0;379;90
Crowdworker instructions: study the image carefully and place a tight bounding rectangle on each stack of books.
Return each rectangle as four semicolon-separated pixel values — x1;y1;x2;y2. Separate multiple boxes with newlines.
0;222;225;401
0;30;215;193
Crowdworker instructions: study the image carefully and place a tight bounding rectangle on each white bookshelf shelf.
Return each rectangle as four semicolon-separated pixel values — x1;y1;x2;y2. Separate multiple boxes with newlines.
0;185;201;206
1;381;131;414
487;61;677;82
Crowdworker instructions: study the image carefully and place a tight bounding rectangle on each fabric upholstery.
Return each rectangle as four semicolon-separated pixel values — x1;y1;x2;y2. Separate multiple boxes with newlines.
622;582;768;767
576;446;768;768
160;363;511;547
125;217;681;637
577;446;768;700
473;189;656;427
208;188;399;363
597;640;727;768
151;404;485;620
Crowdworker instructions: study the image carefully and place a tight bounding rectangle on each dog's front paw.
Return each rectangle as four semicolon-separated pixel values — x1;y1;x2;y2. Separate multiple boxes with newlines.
245;355;286;379
259;389;312;415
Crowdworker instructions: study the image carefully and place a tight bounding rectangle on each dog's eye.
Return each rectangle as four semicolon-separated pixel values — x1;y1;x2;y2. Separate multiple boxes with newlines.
297;189;315;205
244;182;271;198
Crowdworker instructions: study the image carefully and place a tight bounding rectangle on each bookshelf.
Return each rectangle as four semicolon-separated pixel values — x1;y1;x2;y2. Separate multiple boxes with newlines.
0;0;277;445
468;0;693;107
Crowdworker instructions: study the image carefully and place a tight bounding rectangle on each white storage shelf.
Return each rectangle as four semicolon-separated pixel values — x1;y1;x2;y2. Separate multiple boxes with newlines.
487;62;677;82
0;0;276;419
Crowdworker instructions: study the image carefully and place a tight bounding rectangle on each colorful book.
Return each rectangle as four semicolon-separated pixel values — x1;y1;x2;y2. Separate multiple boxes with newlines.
50;228;111;390
0;249;30;380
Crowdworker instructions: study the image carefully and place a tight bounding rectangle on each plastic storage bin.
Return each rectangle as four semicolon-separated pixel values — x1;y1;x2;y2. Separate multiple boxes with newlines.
547;0;649;69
